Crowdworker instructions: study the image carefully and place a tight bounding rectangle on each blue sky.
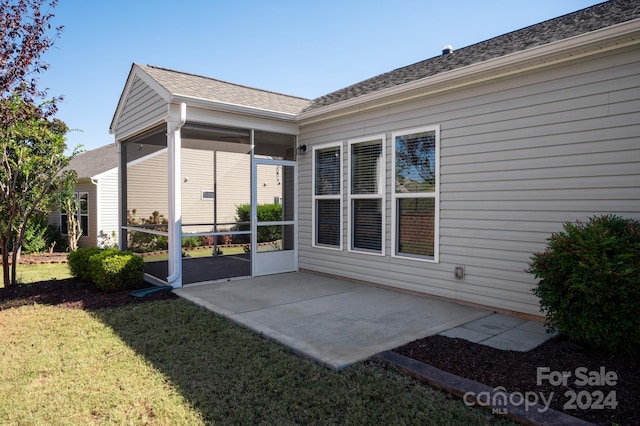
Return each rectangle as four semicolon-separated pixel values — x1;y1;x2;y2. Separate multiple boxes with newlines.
38;0;602;152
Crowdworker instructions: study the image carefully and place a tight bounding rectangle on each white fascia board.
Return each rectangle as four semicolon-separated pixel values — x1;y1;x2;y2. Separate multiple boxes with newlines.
171;94;299;122
92;166;118;181
298;18;640;125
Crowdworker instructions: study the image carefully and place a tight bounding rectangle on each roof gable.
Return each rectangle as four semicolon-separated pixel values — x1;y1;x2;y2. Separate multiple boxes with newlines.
304;0;640;112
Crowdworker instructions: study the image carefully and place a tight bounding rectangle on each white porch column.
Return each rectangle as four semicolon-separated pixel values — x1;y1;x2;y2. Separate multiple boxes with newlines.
166;103;186;287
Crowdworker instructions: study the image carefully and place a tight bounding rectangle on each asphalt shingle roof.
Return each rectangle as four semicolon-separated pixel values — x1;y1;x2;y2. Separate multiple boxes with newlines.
67;143;118;178
134;1;638;118
138;64;312;115
303;0;640;112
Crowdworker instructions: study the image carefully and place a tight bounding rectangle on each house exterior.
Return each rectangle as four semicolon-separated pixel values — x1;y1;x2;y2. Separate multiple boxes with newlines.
48;144;120;248
110;0;640;317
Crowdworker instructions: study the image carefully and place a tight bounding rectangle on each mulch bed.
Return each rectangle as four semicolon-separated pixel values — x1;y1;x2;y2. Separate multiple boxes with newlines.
395;332;639;425
1;252;70;265
1;260;637;425
0;278;177;311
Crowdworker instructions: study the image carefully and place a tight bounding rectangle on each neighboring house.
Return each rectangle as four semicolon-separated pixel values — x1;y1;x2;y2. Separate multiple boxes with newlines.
48;144;120;249
126;147;284;234
110;1;640;317
49;144;283;247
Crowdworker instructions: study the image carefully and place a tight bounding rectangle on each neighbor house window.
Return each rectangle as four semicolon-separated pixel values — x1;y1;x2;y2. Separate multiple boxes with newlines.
201;190;215;200
392;125;439;261
313;143;342;249
348;135;385;254
61;192;89;237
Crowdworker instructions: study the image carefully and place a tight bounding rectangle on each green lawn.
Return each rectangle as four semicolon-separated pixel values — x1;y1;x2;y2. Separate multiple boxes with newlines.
1;263;73;287
142;246;246;262
0;294;514;425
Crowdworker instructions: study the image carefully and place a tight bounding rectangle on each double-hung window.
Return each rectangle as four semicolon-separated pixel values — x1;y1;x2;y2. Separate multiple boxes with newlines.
392;126;439;261
61;192;89;237
313;143;342;249
348;135;385;254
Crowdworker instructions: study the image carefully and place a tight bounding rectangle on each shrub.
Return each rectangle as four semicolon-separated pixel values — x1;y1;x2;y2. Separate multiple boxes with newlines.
68;247;102;280
89;250;145;292
87;248;120;282
127;209;168;252
181;235;201;248
235;203;282;244
528;215;640;353
21;214;49;254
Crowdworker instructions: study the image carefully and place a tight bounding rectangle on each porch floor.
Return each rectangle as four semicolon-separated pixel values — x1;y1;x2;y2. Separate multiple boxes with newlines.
174;271;548;369
144;253;251;284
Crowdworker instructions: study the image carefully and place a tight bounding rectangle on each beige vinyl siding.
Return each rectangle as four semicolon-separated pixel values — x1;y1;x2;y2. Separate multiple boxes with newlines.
128;149;281;234
115;76;167;138
298;45;640;316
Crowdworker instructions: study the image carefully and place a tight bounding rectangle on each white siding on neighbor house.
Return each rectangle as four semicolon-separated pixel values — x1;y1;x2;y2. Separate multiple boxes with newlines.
115;76;167;139
297;46;640;317
94;169;119;247
127;149;282;234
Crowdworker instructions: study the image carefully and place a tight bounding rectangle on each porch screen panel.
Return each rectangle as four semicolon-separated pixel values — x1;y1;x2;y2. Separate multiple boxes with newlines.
349;138;384;253
313;144;342;248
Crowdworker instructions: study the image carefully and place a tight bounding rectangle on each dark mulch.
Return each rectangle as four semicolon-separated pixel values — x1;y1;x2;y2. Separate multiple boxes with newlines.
395;334;639;426
0;278;177;311
1;272;637;426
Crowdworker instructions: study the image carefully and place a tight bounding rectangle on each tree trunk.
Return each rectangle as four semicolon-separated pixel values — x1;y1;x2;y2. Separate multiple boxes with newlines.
10;245;20;286
1;238;10;287
66;199;81;252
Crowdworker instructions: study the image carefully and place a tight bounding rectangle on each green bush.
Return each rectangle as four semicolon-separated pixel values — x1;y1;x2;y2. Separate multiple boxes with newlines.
127;209;168;252
528;215;640;353
21;214;49;254
87;248;120;281
68;247;103;280
235;203;282;244
88;250;145;292
181;235;201;248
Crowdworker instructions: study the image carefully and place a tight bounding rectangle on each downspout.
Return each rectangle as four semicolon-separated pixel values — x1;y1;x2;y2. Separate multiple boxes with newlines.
166;102;187;286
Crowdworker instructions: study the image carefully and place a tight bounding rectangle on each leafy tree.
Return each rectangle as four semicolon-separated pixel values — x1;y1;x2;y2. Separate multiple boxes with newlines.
0;0;63;131
0;0;72;287
0;97;76;286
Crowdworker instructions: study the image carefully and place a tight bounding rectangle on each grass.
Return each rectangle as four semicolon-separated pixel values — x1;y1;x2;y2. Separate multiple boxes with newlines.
1;263;73;287
0;296;515;425
142;246;246;262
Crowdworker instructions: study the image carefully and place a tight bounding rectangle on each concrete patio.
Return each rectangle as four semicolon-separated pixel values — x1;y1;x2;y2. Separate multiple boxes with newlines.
174;271;548;370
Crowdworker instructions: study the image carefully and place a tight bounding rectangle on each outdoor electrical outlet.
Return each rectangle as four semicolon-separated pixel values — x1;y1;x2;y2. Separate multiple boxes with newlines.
454;266;465;280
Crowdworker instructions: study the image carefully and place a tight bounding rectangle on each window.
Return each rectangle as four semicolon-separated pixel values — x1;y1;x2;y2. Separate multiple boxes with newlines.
392;126;439;261
61;192;89;237
312;143;342;249
348;135;385;254
201;190;215;200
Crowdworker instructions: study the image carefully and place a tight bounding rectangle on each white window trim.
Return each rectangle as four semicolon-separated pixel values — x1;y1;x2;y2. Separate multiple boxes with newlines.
61;191;89;237
201;190;215;200
391;125;440;263
347;134;386;256
312;141;343;250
